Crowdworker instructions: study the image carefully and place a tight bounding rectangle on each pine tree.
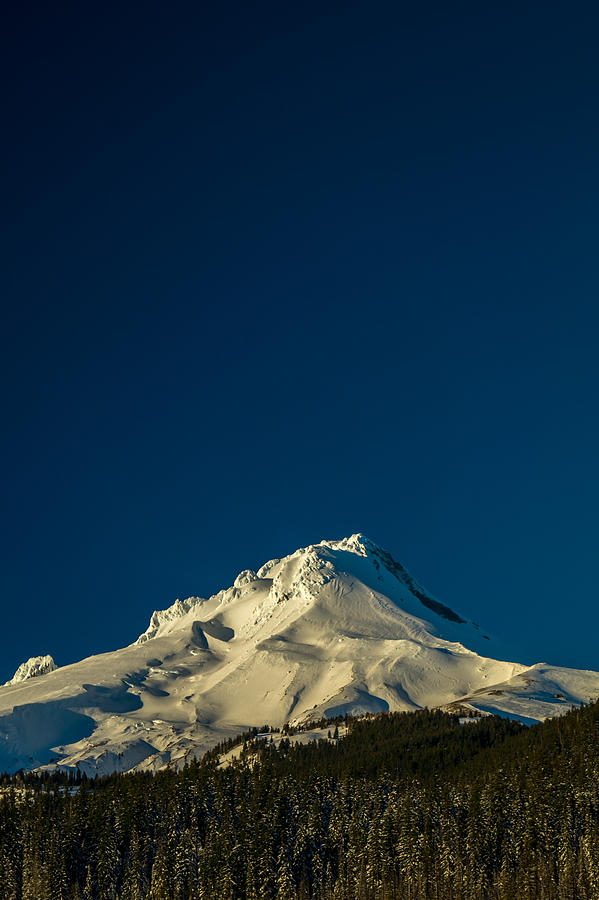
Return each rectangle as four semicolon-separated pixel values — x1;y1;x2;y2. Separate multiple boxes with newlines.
83;865;95;900
275;845;295;900
150;840;171;900
96;824;120;900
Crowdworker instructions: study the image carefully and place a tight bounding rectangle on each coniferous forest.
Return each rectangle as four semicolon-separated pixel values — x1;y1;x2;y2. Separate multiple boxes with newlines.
1;702;599;899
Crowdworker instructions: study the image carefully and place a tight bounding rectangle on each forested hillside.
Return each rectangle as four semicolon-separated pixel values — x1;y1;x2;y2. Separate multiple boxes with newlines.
1;703;599;899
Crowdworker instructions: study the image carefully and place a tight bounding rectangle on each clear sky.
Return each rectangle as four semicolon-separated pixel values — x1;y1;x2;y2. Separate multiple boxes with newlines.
2;2;598;682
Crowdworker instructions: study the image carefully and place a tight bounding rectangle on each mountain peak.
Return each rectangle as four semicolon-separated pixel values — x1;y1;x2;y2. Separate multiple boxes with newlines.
3;535;598;776
135;533;462;644
304;532;376;555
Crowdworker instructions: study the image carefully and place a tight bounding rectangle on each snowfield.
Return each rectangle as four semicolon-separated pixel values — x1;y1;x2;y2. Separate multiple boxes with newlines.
1;534;597;775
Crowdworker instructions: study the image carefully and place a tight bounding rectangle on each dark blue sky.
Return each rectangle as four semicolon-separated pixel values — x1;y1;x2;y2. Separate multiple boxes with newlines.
2;2;598;682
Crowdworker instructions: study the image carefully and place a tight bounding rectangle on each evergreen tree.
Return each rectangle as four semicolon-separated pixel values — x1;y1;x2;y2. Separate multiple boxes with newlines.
275;844;295;900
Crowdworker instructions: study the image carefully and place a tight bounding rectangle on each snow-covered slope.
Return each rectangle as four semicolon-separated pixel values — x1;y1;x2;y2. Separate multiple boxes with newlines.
0;534;597;775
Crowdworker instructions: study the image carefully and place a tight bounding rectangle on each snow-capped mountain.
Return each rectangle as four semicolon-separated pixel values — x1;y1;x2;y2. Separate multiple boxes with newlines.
1;534;598;776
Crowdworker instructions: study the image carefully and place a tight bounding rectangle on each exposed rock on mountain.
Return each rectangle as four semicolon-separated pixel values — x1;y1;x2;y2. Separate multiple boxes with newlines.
5;655;57;686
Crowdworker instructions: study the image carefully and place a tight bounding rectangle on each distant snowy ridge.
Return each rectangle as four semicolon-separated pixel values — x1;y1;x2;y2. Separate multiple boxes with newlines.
0;533;598;776
5;655;57;686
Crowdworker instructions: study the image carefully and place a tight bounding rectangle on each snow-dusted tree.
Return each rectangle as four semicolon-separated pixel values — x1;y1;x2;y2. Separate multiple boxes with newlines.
149;840;171;900
275;844;295;900
82;866;94;900
96;824;120;900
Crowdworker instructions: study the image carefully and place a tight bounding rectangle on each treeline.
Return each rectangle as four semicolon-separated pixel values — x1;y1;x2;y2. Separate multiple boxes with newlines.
0;703;598;898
